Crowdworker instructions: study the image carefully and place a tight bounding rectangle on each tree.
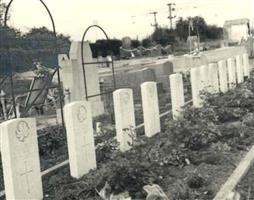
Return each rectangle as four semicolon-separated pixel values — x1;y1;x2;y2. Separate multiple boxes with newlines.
175;17;190;41
131;39;141;48
1;25;71;72
141;37;153;48
191;16;207;40
152;27;175;46
0;0;5;25
206;25;223;40
90;39;122;58
175;16;223;41
0;1;71;71
20;26;71;69
0;0;23;73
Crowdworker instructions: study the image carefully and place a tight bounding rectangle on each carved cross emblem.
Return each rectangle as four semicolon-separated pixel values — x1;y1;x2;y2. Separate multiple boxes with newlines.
77;105;87;123
16;121;30;142
20;161;33;195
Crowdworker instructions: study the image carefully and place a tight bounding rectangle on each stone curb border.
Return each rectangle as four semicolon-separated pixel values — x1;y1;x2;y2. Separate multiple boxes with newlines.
214;144;254;199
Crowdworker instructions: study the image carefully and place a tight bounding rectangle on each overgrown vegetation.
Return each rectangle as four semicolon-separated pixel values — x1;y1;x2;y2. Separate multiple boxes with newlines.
141;16;223;49
89;16;223;57
33;76;254;199
175;16;223;41
0;1;70;72
1;77;254;199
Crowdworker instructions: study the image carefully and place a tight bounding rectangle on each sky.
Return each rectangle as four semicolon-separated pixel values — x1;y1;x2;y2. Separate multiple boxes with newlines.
2;0;254;41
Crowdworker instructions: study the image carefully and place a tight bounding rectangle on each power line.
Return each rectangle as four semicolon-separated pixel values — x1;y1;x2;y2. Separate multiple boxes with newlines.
149;11;158;29
167;3;176;29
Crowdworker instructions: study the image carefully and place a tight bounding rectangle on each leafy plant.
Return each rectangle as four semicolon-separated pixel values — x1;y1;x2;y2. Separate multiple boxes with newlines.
167;105;220;150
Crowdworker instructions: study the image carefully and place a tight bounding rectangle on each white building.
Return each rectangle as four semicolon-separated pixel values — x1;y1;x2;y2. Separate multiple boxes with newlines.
224;18;250;43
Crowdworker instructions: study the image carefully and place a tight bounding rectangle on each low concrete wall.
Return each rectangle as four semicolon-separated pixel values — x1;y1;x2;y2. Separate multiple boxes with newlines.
99;46;248;94
115;68;156;100
101;61;174;94
170;54;207;73
201;46;247;63
169;46;247;72
144;61;174;91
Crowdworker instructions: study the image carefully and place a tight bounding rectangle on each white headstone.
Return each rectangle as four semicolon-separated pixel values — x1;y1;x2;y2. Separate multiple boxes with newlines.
64;101;96;179
0;118;43;200
169;73;185;119
200;65;209;91
235;55;244;83
227;58;237;89
141;82;160;137
58;54;73;95
218;60;228;93
59;41;104;117
243;53;250;78
113;89;136;152
190;67;202;108
208;63;219;93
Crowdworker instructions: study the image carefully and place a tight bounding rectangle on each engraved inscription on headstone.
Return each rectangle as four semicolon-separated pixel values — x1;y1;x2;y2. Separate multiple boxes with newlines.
1;118;43;199
122;92;130;104
77;105;87;123
20;161;33;195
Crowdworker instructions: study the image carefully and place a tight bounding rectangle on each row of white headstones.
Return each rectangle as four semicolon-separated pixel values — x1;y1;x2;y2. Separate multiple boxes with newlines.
0;53;250;199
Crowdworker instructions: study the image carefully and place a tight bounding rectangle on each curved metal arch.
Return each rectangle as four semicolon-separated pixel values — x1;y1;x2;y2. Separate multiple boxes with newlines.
4;0;56;37
80;25;116;100
3;0;65;126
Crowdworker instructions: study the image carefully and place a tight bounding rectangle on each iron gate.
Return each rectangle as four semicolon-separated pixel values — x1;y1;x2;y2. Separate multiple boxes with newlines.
81;25;117;100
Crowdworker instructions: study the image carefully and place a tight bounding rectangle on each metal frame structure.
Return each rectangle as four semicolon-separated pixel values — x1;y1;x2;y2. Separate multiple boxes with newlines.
3;0;65;125
80;25;116;99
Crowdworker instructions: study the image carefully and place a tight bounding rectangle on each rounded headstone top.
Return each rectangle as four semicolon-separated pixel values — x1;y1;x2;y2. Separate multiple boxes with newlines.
122;37;132;50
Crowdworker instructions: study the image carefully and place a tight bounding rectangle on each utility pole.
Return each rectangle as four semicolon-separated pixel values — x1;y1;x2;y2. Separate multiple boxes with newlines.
167;3;176;29
149;12;158;29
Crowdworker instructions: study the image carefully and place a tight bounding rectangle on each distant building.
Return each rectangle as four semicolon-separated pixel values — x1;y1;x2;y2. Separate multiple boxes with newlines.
223;18;250;43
